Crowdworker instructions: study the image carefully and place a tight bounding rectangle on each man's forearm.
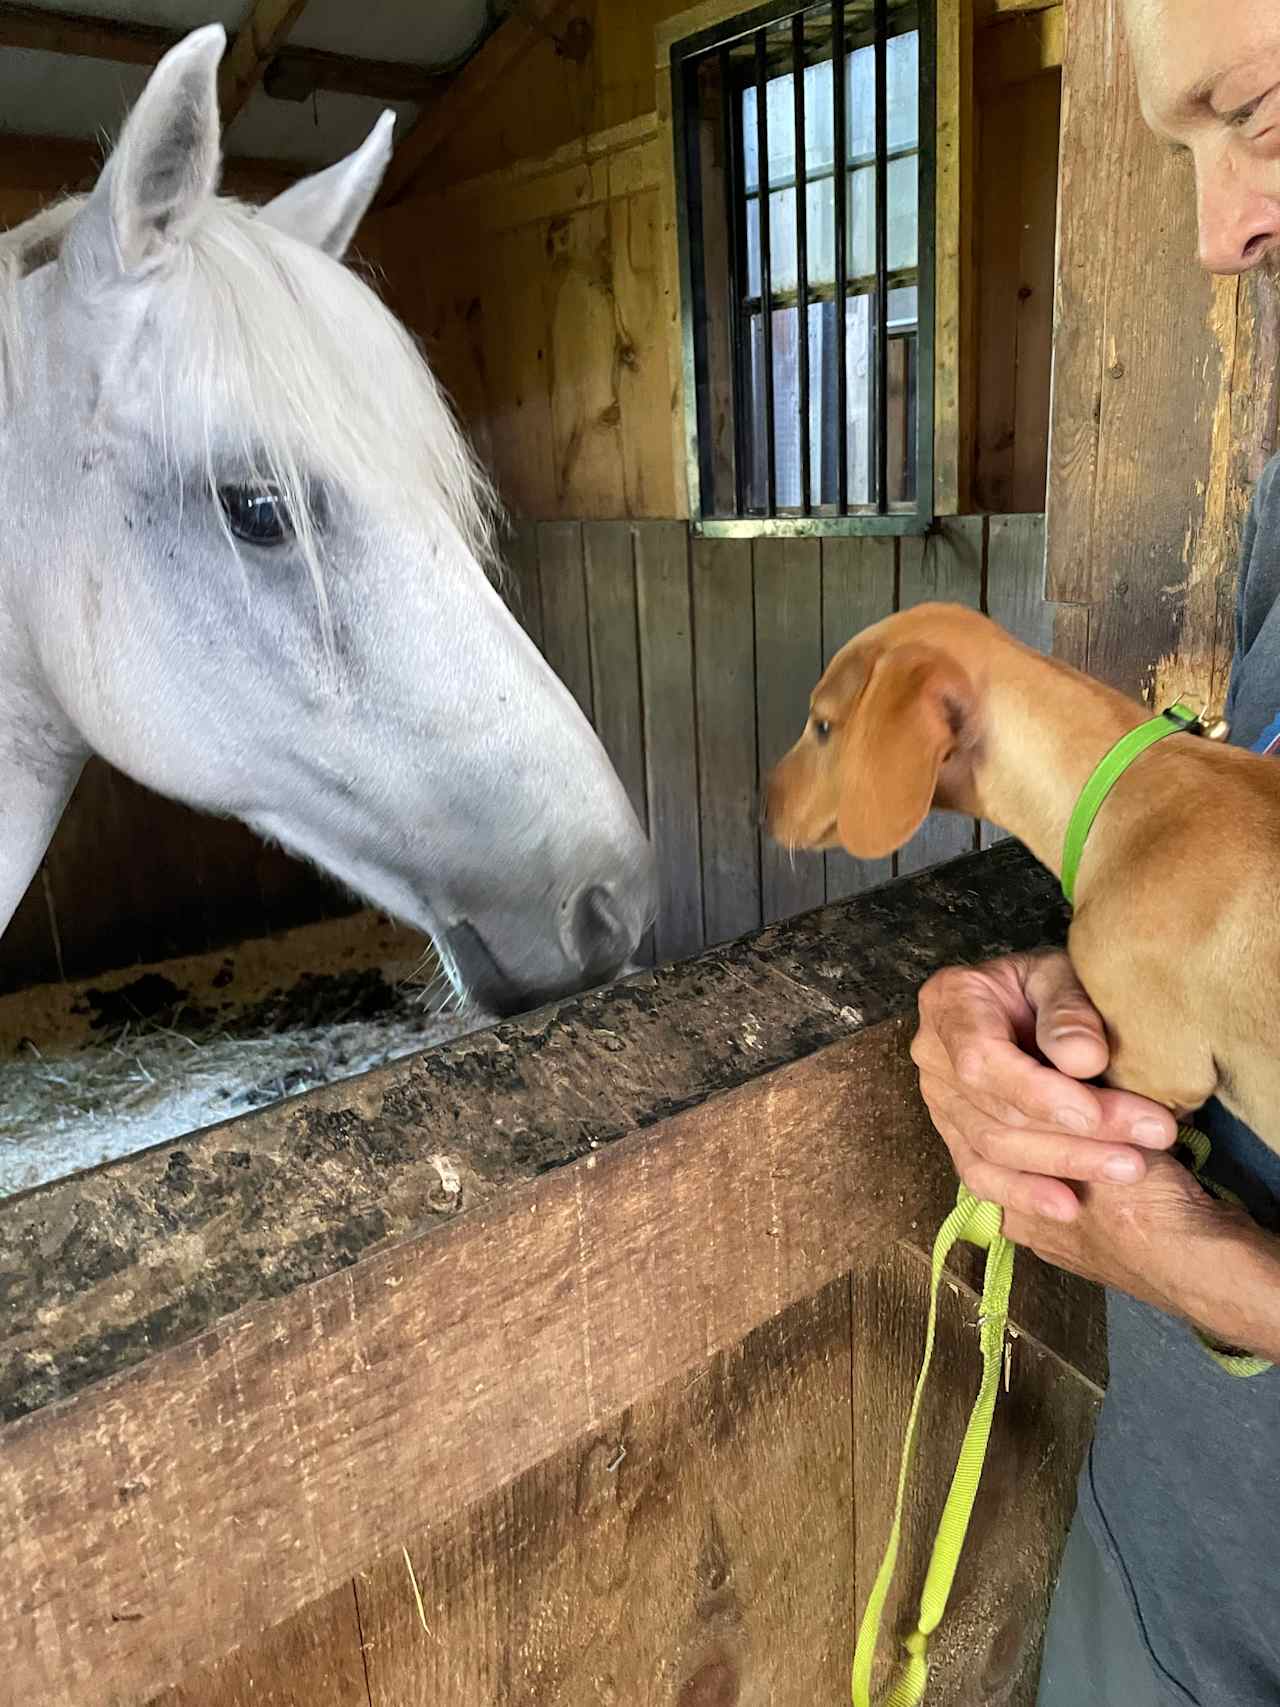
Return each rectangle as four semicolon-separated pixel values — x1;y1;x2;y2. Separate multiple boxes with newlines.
1182;1219;1280;1362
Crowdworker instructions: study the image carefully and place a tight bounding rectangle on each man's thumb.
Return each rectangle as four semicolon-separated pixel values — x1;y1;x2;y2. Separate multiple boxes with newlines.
1026;952;1109;1080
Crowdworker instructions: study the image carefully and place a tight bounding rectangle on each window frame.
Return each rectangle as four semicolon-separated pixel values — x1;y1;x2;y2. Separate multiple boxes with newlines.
671;0;937;538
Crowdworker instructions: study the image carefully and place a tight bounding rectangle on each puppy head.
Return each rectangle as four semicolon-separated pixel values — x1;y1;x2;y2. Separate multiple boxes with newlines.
763;607;981;860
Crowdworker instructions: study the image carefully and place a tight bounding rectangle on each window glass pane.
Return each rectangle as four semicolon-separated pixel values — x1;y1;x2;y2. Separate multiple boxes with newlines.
770;186;798;293
847;164;875;278
887;151;917;270
887;284;917;330
808;300;836;508
886;30;918;149
747;311;768;509
766;64;796;186
773;306;802;507
846;42;875;161
746;195;761;297
807;176;835;285
845;292;873;505
804;55;834;173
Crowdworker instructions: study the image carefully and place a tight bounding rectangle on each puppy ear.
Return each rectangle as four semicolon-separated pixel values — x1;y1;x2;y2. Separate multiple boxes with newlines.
835;643;974;858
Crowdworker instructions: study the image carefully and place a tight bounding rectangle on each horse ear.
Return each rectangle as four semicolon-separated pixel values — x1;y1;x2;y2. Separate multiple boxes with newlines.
67;24;223;283
256;112;395;258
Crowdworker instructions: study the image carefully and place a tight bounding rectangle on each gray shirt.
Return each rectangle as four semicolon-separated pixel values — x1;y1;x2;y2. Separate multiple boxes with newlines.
1079;453;1280;1705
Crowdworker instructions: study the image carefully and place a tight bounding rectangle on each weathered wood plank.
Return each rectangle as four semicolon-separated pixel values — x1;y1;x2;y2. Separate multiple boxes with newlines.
536;519;593;718
155;1580;368;1707
1046;0;1279;704
692;537;760;945
934;0;976;514
898;519;983;873
821;537;897;903
583;520;648;830
0;845;1073;1707
754;538;825;925
852;1244;1099;1705
355;1284;854;1707
1011;72;1060;513
503;518;544;651
982;514;1051;846
635;520;704;961
1;1024;934;1707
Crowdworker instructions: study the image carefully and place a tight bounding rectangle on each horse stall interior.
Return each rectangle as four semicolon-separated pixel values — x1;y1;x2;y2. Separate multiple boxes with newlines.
2;0;1277;1702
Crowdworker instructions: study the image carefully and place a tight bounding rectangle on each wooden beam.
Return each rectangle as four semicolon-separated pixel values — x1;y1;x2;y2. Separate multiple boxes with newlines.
0;128;300;202
377;0;577;206
217;0;309;124
0;2;442;106
0;844;1079;1706
933;0;976;513
976;4;1064;92
975;0;1060;20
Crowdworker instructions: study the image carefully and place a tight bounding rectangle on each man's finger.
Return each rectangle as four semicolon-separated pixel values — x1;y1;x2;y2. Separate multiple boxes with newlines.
1024;952;1110;1080
949;1135;1081;1222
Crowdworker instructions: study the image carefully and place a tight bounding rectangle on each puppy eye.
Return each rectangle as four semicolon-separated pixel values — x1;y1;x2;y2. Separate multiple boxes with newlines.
219;484;293;547
813;718;832;742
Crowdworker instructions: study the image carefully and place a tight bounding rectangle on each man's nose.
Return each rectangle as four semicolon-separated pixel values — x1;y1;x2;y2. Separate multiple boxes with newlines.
1195;149;1280;274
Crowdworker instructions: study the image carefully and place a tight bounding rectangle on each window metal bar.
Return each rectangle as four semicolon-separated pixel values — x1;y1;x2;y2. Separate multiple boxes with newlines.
754;29;776;513
873;0;889;512
792;12;811;514
832;0;848;511
721;45;749;515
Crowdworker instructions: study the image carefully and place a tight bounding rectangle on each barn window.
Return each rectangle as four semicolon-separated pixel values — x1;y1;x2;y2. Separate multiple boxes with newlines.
672;0;935;534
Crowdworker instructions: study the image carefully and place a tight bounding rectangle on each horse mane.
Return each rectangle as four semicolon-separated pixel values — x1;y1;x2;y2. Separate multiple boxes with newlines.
0;192;500;632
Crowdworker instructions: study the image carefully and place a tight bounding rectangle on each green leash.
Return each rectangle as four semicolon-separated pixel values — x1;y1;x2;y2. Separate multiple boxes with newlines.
852;700;1269;1707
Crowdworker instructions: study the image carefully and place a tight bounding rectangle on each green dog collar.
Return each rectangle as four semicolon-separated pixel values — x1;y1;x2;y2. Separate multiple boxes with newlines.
1060;700;1202;905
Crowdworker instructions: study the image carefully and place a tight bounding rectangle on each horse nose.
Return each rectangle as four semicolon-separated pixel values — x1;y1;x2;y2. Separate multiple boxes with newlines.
566;880;641;979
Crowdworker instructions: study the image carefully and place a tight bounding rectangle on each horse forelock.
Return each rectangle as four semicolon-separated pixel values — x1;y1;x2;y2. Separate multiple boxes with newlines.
0;193;503;608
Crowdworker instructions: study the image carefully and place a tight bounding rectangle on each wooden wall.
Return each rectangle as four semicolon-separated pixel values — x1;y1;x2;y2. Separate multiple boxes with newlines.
361;0;1065;524
503;512;1052;968
1045;0;1280;706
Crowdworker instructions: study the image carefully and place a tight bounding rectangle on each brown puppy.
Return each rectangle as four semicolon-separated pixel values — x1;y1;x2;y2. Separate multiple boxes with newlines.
764;601;1280;1153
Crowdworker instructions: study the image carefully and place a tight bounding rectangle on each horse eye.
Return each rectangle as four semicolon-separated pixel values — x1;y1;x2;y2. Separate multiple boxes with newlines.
219;485;293;547
813;718;832;742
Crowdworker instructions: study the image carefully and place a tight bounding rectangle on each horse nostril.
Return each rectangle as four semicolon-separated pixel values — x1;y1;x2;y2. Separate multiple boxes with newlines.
571;881;631;976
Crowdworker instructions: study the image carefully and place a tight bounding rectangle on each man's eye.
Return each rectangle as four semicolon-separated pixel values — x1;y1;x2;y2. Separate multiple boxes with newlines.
219;485;293;547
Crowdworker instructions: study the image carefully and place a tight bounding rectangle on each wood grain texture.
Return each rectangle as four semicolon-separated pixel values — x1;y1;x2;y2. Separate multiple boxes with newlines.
217;0;308;125
974;67;1060;514
1046;0;1280;703
934;0;976;514
584;521;648;829
691;537;761;945
2;846;1077;1707
898;519;983;874
2;1021;945;1707
537;519;594;718
354;1284;855;1707
852;1244;1099;1705
821;537;897;903
754;538;826;925
503;519;544;651
635;520;704;960
154;1581;369;1707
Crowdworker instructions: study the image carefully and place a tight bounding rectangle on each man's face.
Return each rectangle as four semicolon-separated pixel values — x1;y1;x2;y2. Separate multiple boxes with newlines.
1124;0;1280;275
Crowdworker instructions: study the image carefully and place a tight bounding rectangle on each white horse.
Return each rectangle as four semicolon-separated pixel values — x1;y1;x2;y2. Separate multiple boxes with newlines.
0;26;655;1017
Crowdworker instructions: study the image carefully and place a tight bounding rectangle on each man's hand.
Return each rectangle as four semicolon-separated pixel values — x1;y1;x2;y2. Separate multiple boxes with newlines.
912;950;1280;1361
911;950;1177;1223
